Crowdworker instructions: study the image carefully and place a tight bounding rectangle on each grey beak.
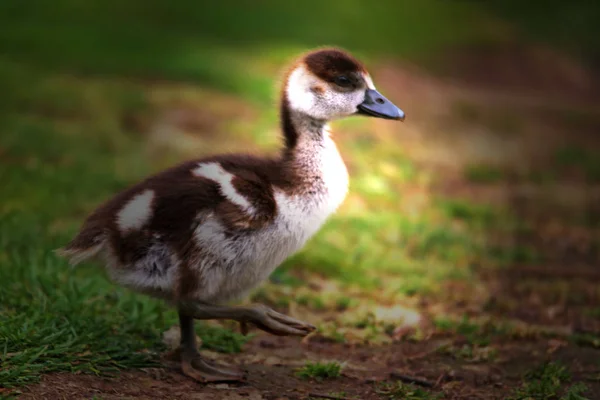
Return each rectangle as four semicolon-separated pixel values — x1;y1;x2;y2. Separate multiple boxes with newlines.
357;89;405;121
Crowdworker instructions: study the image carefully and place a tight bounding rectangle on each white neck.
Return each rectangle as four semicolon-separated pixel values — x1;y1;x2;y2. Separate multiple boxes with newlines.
290;111;329;144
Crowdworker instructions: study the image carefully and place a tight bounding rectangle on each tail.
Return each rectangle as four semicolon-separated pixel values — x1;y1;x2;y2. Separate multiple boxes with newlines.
55;241;105;266
55;224;106;266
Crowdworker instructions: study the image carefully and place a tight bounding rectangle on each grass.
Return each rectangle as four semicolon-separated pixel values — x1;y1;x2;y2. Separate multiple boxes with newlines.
508;362;590;400
296;361;343;381
197;324;250;354
434;315;505;346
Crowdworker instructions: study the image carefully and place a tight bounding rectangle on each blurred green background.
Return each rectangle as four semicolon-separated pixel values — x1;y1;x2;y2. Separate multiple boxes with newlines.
1;1;599;397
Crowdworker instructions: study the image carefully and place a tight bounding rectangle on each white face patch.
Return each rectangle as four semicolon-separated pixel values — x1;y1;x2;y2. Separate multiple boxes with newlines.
116;189;155;232
192;162;255;214
363;73;376;90
286;64;365;120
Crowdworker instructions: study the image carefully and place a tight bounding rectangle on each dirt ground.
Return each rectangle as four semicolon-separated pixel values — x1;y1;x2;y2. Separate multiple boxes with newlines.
16;334;600;399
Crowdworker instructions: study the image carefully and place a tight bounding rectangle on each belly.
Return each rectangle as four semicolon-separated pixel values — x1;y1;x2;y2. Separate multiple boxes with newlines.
196;189;345;303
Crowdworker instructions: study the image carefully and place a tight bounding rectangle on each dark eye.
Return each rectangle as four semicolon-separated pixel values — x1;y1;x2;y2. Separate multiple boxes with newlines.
334;75;351;87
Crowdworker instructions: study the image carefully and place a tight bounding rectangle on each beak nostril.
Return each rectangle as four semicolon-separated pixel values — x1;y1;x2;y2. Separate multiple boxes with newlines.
375;98;384;104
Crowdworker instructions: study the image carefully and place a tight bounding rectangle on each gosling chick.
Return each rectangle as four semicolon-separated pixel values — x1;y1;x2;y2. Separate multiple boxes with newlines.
58;47;405;382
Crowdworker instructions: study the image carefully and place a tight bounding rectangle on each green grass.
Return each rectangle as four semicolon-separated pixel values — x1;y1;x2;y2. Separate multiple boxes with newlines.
434;315;509;347
283;211;479;292
198;325;251;354
561;383;591;400
508;362;590;400
296;361;343;381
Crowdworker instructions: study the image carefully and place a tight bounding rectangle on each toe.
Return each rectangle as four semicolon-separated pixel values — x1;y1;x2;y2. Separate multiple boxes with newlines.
255;318;311;336
267;311;316;332
193;357;244;379
248;304;315;336
182;360;245;383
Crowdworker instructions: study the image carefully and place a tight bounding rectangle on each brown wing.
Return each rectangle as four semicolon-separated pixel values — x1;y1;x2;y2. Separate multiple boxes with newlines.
57;154;282;267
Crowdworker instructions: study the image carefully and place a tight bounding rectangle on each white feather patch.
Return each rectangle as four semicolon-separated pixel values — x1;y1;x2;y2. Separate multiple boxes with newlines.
363;73;376;90
286;65;317;116
116;189;155;232
192;162;255;214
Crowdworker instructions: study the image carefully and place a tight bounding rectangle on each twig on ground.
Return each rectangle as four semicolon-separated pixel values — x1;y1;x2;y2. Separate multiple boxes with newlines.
307;392;353;400
434;371;447;387
389;372;435;388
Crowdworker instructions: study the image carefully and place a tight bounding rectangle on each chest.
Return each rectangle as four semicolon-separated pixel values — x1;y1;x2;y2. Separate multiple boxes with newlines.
233;140;348;272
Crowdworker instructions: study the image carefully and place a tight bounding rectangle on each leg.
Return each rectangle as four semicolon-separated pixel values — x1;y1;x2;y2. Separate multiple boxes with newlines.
179;302;315;336
176;311;245;383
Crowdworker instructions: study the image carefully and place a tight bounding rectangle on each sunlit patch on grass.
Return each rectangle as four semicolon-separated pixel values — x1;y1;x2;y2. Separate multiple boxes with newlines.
355;174;392;196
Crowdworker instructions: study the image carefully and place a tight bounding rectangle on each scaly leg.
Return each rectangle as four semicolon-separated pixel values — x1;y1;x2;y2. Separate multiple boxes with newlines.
179;302;316;336
175;311;245;383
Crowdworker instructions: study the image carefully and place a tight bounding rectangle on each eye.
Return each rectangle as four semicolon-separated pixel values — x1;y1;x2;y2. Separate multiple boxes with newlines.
334;75;352;87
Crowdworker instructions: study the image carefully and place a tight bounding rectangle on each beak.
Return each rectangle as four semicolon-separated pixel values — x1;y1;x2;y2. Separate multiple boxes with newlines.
357;89;405;121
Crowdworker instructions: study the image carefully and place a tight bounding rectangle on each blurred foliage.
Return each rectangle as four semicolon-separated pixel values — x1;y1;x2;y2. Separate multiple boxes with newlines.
485;1;600;64
0;0;503;105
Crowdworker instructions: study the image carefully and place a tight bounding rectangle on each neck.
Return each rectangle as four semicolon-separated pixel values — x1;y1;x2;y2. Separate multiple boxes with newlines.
280;95;328;156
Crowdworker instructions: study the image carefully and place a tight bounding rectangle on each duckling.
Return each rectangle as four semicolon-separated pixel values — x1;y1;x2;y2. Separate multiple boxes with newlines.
57;47;405;383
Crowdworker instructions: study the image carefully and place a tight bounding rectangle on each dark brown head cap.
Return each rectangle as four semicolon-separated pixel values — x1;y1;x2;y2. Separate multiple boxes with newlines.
302;48;367;82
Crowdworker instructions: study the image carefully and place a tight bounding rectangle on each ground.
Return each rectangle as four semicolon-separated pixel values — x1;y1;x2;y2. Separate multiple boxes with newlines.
1;2;600;399
14;337;600;399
